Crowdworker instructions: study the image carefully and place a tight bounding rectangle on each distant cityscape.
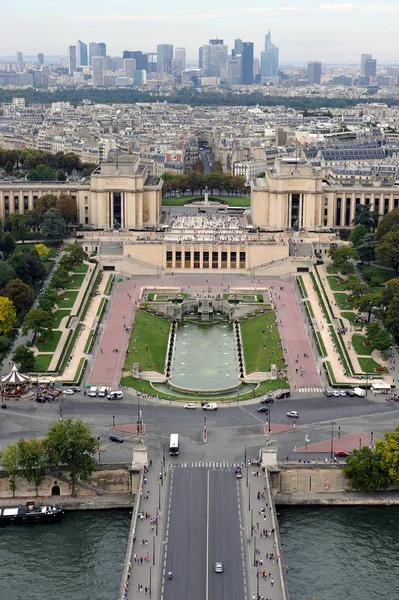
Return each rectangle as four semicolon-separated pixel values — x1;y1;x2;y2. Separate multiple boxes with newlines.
0;33;398;92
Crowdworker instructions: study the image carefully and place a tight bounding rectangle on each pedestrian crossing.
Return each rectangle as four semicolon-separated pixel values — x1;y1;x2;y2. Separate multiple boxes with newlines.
297;387;323;393
168;461;242;469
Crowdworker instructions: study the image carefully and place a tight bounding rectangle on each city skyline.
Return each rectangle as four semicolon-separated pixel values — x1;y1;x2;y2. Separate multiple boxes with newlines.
2;0;399;61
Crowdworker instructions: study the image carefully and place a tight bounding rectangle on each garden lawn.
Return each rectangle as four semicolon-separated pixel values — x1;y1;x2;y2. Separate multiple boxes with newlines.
326;265;340;274
352;334;374;356
334;292;354;310
32;353;53;372
341;312;360;327
57;290;79;308
358;357;386;373
72;263;89;273
359;264;396;283
327;276;347;292
35;330;62;353
162;195;250;207
240;313;284;374
63;273;86;289
124;310;169;373
52;309;71;328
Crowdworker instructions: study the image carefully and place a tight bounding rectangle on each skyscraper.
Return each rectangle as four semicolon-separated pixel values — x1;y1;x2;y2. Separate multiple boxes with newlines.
227;59;239;86
241;42;254;84
77;40;88;66
174;48;186;76
201;39;228;77
364;58;377;78
123;51;148;71
17;51;23;71
234;38;243;55
307;61;322;84
360;54;372;76
68;46;77;75
38;53;44;67
89;42;106;65
124;58;136;79
92;56;104;87
157;44;173;74
261;31;279;81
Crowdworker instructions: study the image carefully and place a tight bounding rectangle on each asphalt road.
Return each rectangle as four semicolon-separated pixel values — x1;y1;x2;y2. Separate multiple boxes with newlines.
200;150;212;174
162;468;245;600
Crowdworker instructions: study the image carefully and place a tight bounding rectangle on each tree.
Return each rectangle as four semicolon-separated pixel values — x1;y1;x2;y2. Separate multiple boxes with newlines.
38;288;58;313
381;279;399;312
0;262;16;288
17;438;47;496
357;233;376;265
49;266;69;290
22;308;54;338
366;321;392;351
211;160;223;173
5;213;28;243
27;164;57;181
8;253;32;285
63;243;88;264
12;344;36;372
0;335;11;353
353;204;379;232
56;193;77;224
24;251;47;283
355;293;382;324
35;193;57;216
25;209;43;231
0;296;17;334
344;275;370;301
44;418;97;496
41;208;67;242
329;245;358;275
2;443;19;497
376;209;399;241
349;223;367;248
193;159;204;173
34;243;50;260
1;232;16;254
376;231;399;275
385;295;399;339
343;446;390;492
379;424;399;487
2;278;34;312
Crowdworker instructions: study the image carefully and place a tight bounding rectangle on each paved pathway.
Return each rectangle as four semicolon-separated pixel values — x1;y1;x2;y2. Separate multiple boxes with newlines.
296;432;372;454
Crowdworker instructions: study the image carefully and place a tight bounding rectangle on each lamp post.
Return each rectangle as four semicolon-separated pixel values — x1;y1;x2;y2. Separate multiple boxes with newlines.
149;567;152;599
97;436;101;464
160;461;163;487
338;426;341;439
257;570;260;600
163;442;166;467
112;414;115;429
371;431;374;449
158;481;161;510
330;421;335;461
251;508;253;537
248;483;251;511
359;438;362;449
137;396;140;433
245;442;248;488
155;507;158;536
253;534;257;567
268;406;271;434
152;534;155;566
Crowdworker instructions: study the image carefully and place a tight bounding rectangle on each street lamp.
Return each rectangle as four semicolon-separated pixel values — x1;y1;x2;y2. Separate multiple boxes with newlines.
112;414;115;429
245;442;248;488
330;421;336;461
253;534;257;567
97;436;101;464
158;481;161;510
152;534;155;566
149;567;152;599
248;483;251;511
371;431;374;448
268;406;271;434
163;442;166;467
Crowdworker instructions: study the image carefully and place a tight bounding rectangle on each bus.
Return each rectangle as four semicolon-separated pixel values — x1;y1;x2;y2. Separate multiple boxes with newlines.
169;434;179;456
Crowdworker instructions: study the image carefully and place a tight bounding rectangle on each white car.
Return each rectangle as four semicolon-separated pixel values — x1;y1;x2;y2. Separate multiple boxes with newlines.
332;391;341;397
184;403;197;409
287;410;299;418
339;390;347;397
214;562;224;573
63;389;74;395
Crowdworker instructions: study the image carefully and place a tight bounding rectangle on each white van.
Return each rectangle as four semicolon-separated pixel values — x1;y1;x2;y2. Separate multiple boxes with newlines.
88;386;98;397
98;386;108;397
107;390;123;400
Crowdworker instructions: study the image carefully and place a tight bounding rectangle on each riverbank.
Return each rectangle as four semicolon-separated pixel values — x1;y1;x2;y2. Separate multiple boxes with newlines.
0;493;134;511
275;490;399;505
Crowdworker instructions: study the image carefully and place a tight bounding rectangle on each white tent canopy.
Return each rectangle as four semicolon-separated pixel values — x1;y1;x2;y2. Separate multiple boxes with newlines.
1;364;30;385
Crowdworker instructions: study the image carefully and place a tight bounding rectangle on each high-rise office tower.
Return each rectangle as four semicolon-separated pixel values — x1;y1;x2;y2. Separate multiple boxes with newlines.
201;39;228;77
234;38;243;55
360;53;372;76
38;53;44;67
17;51;23;70
241;42;254;84
260;31;279;80
228;59;240;86
77;40;88;66
68;46;77;75
92;56;104;86
124;58;136;79
157;44;173;74
89;42;106;65
174;47;186;76
123;51;148;71
198;47;203;69
307;61;322;84
364;57;377;78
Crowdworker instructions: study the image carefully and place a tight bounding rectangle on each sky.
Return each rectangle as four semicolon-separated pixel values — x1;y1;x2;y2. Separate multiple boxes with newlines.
1;0;399;63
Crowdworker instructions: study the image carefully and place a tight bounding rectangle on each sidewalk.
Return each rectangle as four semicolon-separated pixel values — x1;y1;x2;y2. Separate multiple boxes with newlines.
125;462;166;600
242;465;287;600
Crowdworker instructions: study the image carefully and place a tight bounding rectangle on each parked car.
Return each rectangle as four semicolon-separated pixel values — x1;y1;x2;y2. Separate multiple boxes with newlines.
260;395;274;404
346;390;355;397
184;403;197;409
257;406;269;413
332;391;341;397
287;410;299;418
339;390;347;397
335;450;349;457
324;390;333;397
71;387;81;393
64;389;75;395
36;396;46;403
109;435;124;443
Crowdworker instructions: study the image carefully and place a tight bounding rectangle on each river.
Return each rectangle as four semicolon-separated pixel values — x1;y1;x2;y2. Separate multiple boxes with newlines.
278;505;399;600
0;509;131;600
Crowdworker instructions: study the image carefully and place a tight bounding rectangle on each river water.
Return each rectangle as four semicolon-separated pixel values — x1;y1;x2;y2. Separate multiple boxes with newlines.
278;506;399;600
0;509;131;600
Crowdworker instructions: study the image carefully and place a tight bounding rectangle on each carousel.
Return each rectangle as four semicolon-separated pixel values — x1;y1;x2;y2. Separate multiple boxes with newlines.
1;364;31;399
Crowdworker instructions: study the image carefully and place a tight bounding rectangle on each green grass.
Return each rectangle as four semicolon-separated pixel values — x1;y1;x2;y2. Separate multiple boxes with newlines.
326;265;340;274
58;326;80;375
35;330;62;353
72;263;89;273
305;300;315;318
334;292;355;311
327;276;347;292
316;331;328;357
329;325;353;375
124;310;169;373
96;297;106;317
240;313;285;373
51;309;71;328
32;353;53;372
310;272;332;324
352;334;374;356
298;276;308;298
57;290;79;308
84;330;95;354
63;273;86;289
341;312;362;328
358;357;386;373
104;274;114;295
359;264;396;283
119;376;288;402
162;195;250;207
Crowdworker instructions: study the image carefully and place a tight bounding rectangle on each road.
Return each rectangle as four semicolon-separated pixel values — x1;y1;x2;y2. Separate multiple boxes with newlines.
200;150;212;174
162;467;245;600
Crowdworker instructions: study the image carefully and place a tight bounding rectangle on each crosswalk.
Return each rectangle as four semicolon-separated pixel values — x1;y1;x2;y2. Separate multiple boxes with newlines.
168;461;242;469
297;387;323;394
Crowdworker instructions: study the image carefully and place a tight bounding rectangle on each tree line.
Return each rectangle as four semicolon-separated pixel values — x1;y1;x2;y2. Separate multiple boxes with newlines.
0;147;97;181
162;170;248;197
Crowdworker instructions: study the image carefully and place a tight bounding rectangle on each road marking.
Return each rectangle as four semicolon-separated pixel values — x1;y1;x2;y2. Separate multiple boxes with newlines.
206;469;210;600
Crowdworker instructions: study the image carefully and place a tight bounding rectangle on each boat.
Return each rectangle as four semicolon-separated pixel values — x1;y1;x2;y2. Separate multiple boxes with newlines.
0;501;63;524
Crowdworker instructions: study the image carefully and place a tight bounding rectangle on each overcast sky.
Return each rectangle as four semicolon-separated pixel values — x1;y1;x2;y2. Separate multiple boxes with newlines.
1;0;399;62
